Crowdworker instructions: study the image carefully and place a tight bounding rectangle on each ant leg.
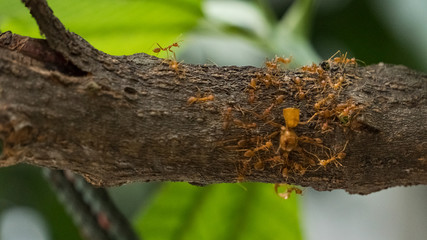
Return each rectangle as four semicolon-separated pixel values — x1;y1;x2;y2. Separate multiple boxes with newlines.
299;112;319;125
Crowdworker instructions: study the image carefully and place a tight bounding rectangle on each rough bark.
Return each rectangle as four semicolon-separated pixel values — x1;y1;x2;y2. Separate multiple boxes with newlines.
0;0;425;195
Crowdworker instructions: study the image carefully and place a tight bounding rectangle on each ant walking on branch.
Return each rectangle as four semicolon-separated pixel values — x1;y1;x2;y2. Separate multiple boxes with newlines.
187;94;215;105
152;41;185;76
317;140;349;168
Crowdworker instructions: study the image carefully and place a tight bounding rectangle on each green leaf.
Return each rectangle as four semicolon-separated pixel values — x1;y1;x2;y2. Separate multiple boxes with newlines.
0;1;41;37
134;182;302;240
0;0;203;55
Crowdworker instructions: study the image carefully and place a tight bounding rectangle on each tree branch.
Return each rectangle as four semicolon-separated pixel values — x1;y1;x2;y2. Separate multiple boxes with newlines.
21;0;109;73
0;0;425;195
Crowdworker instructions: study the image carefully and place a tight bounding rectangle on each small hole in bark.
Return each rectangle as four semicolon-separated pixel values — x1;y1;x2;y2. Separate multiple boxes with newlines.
124;87;137;94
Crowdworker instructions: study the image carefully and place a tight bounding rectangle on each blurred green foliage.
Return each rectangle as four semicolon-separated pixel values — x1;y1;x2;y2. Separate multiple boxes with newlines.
311;0;427;72
134;183;302;240
0;0;203;55
0;165;81;240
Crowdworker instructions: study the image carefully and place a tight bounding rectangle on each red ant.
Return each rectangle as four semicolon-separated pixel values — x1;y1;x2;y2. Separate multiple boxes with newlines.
276;56;292;65
265;155;284;168
248;89;256;104
249;78;257;89
274;184;303;200
314;93;335;110
328;50;359;68
153;42;180;60
236;159;251;183
187;95;214;105
317;140;349;168
233;119;257;129
243;140;273;158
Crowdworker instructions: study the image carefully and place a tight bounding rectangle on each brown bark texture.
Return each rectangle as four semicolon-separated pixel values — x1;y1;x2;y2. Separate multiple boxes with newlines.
0;0;426;195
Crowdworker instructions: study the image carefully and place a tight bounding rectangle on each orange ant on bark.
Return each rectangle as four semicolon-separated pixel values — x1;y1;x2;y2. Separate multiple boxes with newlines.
310;140;349;169
328;50;358;68
260;95;285;119
246;75;261;104
295;86;308;100
336;101;358;117
153;42;185;76
275;95;285;105
265;155;285;168
315;140;349;168
263;56;290;86
293;162;308;176
277;108;300;154
334;55;356;66
253;159;265;171
233;119;257;129
222;107;233;129
222;136;261;151
236;159;251;183
187;94;214;105
262;73;273;87
263;108;312;159
314;93;335;110
243;140;273;158
319;77;330;93
321;121;333;133
301;108;334;127
335;100;361;125
281;167;290;179
237;137;262;148
292;77;308;99
326;75;348;94
168;59;185;77
332;76;346;90
301;63;323;74
249;78;258;89
257;72;278;88
275;108;333;173
237;139;249;148
297;136;323;146
266;56;292;69
261;103;275;119
248;89;256;104
294;77;302;85
265;59;278;70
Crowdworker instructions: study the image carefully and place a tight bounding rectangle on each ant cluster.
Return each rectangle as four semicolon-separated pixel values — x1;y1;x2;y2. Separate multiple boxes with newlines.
150;44;361;199
299;51;363;132
222;52;362;199
257;56;292;88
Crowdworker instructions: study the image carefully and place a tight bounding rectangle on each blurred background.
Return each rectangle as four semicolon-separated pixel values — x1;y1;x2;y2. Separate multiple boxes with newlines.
0;0;426;239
